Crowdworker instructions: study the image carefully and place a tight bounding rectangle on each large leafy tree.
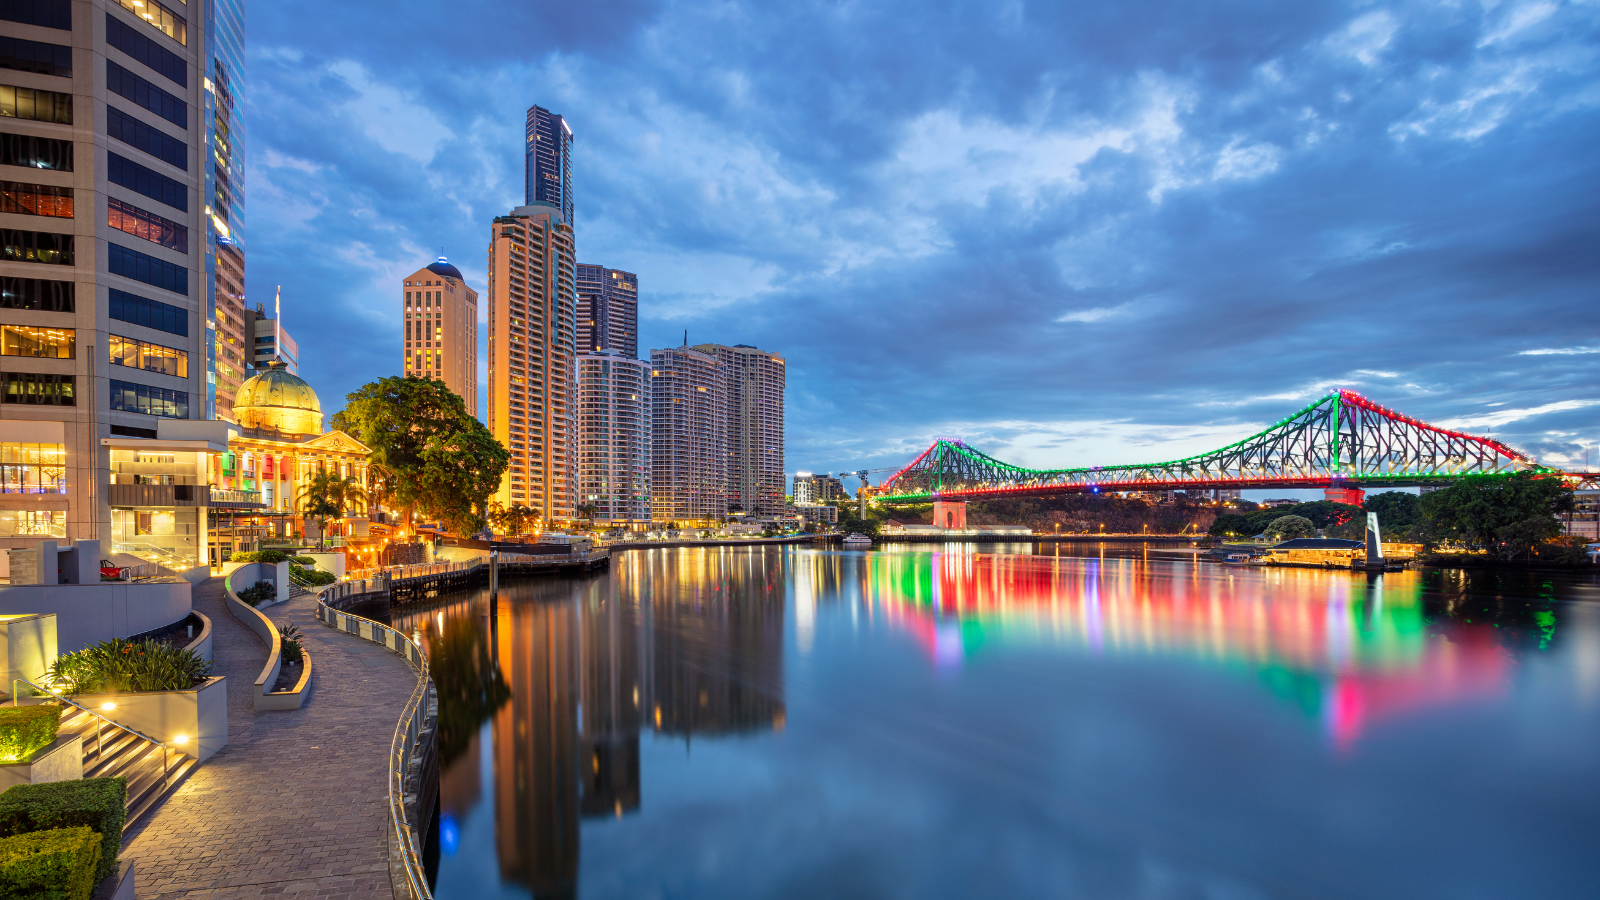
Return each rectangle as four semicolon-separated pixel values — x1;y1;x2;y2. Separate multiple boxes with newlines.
1418;471;1573;560
331;377;509;536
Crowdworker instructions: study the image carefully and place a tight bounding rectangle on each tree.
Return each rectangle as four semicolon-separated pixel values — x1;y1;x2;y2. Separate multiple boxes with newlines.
1364;491;1421;535
1208;513;1253;537
299;470;342;549
1419;471;1573;560
488;502;538;538
576;502;598;530
331;377;509;536
1266;515;1317;541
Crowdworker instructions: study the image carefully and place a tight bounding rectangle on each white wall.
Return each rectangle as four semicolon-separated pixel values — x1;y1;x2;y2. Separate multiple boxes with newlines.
0;581;192;652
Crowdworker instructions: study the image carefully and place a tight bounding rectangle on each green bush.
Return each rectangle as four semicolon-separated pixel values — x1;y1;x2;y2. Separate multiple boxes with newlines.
277;623;304;665
236;580;276;606
290;555;317;566
0;777;126;885
0;826;101;900
230;549;289;564
290;565;336;586
0;706;61;763
46;639;213;694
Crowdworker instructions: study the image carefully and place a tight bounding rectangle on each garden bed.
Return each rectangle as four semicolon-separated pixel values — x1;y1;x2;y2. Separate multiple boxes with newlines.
271;659;302;693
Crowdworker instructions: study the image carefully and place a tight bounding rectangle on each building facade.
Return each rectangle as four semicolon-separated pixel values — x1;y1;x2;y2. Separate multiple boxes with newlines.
0;0;216;550
575;264;637;358
204;0;246;423
524;105;572;227
575;350;649;525
792;472;845;504
402;257;477;414
245;298;297;374
487;204;577;523
693;344;785;516
649;346;726;523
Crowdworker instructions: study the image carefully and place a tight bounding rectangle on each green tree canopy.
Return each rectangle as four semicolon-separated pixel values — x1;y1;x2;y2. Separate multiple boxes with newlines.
1418;471;1573;560
331;376;509;536
1266;515;1317;540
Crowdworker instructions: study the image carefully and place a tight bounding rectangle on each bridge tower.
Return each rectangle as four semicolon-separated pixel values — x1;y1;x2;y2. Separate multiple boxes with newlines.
932;499;967;530
1324;487;1365;505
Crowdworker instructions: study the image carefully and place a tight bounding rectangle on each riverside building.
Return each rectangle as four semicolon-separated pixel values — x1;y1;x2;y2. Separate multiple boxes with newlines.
693;343;786;516
576;350;650;525
487;203;578;524
575;264;637;357
525;105;573;226
649;346;726;523
402;256;478;413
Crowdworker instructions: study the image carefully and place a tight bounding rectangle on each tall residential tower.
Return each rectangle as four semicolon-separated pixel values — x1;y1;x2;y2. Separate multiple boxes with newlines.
575;264;637;358
524;106;572;227
402;257;478;414
649;346;726;523
576;350;650;524
694;343;786;516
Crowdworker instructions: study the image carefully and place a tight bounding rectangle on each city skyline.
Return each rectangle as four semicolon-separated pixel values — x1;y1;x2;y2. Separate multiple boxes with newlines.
244;0;1600;486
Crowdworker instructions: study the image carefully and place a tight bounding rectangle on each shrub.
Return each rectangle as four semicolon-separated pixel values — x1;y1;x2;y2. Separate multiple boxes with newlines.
237;580;276;606
230;549;289;564
0;706;61;763
278;623;304;665
47;639;213;694
291;556;317;566
0;826;101;900
1266;515;1317;541
0;777;126;886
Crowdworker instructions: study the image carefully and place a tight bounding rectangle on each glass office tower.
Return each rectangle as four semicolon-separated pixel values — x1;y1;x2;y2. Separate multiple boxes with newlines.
524;105;573;227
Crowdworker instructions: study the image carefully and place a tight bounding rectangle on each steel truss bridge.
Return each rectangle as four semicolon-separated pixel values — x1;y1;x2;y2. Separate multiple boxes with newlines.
876;390;1587;504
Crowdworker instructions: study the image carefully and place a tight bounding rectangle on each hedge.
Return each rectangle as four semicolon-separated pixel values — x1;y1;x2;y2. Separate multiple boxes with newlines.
229;549;289;564
0;706;61;763
0;777;126;885
0;826;101;900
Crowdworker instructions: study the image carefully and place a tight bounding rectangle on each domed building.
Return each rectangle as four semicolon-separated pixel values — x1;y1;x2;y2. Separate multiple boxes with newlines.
233;361;323;437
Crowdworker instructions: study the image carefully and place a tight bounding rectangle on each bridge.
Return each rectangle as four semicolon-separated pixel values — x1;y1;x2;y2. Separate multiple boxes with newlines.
876;390;1585;504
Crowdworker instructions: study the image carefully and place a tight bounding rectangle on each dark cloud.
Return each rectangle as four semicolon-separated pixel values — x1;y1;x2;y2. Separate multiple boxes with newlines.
245;0;1600;476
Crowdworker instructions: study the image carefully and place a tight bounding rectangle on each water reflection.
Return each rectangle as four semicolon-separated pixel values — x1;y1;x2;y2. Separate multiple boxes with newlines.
407;547;1599;900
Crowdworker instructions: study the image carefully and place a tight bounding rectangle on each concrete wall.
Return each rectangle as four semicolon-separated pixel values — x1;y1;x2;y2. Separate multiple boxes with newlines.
73;677;229;763
306;553;345;580
220;561;290;606
0;614;57;688
0;581;192;653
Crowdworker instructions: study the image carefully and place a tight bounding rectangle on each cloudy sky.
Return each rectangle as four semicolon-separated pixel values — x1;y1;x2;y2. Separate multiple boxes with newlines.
245;0;1600;486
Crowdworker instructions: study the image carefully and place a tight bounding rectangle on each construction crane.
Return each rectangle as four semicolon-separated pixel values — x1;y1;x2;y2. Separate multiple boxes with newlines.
844;467;897;519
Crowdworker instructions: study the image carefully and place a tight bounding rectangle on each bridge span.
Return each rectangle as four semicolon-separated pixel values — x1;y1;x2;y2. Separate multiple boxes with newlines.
876;390;1593;504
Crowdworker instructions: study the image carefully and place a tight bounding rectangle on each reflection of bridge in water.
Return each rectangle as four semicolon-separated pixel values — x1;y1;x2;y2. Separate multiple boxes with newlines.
859;551;1517;748
877;390;1595;503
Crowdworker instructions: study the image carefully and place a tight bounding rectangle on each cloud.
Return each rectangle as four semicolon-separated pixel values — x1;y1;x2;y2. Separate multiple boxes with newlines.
1520;347;1600;356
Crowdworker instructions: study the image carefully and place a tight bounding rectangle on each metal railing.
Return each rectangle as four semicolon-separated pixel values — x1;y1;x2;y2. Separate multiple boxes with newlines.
315;597;435;900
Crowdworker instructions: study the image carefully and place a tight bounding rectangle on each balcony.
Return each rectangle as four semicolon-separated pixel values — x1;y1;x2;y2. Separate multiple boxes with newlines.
106;484;264;509
209;487;266;508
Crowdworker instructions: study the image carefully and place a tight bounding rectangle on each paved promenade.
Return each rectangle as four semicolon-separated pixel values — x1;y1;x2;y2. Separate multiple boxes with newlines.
123;578;417;899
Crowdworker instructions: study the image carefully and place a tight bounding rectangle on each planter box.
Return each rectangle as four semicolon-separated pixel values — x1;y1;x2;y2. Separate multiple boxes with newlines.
0;613;55;693
0;733;82;792
71;676;228;762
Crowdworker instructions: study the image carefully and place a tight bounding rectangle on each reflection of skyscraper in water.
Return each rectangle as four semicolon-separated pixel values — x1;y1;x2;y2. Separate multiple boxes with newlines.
493;589;580;899
643;550;788;735
578;578;643;817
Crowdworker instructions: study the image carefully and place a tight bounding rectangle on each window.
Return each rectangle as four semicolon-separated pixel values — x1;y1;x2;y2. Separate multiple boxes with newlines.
105;13;184;87
0;84;71;124
109;289;186;336
0;36;71;77
0;442;65;494
109;197;186;252
0;228;71;265
0;1;70;30
106;60;184;130
0;510;64;536
109;333;186;377
0;131;71;171
2;372;73;406
106;107;185;170
107;152;185;211
0;276;70;311
110;378;187;418
0;324;71;358
109;243;186;294
0;180;70;217
111;0;185;47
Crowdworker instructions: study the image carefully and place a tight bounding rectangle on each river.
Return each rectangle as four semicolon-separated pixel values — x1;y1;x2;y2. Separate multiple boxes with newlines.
384;543;1600;900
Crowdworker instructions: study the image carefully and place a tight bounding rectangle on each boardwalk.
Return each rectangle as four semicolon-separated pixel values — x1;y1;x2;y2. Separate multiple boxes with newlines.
122;578;416;899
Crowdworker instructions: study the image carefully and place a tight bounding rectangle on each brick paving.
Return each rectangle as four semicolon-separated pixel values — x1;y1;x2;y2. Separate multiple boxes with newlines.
122;578;417;899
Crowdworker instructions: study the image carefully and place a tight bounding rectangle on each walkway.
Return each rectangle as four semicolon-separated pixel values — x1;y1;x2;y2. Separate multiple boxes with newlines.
122;577;417;899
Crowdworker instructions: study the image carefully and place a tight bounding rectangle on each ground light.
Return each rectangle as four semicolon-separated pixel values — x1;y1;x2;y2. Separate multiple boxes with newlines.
101;702;115;711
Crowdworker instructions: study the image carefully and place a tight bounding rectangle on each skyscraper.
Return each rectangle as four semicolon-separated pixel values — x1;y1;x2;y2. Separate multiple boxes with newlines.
488;204;578;523
649;346;726;523
244;297;298;374
524;105;573;227
576;351;650;524
693;343;786;516
402;257;478;415
204;0;246;422
0;0;212;546
575;264;637;358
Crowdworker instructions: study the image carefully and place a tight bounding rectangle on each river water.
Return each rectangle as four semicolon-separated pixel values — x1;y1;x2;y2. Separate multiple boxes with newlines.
390;543;1600;900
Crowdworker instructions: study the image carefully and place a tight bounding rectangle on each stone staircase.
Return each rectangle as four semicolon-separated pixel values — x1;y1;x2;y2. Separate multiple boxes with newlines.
56;706;197;831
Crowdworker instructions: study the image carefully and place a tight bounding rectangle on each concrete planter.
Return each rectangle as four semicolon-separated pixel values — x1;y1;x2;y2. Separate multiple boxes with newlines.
223;570;311;711
182;611;213;663
71;676;228;763
0;734;82;792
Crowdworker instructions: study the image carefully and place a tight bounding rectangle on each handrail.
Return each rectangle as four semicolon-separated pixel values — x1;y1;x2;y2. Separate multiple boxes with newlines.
10;675;177;792
314;596;433;900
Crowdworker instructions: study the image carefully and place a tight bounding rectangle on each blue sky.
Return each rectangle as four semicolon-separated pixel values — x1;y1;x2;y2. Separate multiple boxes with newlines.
244;0;1600;485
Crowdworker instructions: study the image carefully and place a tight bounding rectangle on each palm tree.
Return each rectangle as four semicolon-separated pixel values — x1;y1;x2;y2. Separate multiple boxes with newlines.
576;502;598;531
327;474;369;520
298;470;341;550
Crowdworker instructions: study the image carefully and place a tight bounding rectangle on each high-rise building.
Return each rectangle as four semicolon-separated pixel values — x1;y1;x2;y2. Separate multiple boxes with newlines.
488;204;578;523
576;351;650;525
524;105;572;227
205;2;246;423
402;257;478;414
792;473;845;504
244;296;297;374
575;264;637;358
0;0;214;549
649;347;726;523
693;344;786;516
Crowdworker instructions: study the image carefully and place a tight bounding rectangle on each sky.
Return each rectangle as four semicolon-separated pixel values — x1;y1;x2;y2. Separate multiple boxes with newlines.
243;0;1600;490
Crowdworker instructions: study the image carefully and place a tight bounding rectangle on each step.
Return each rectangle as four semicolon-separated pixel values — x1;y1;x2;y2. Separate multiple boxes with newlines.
123;755;195;833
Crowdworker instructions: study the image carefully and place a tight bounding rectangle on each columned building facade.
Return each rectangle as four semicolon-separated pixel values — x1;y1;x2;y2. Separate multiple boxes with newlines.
648;346;726;524
487;203;577;523
693;343;785;516
402;257;478;414
575;350;649;525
